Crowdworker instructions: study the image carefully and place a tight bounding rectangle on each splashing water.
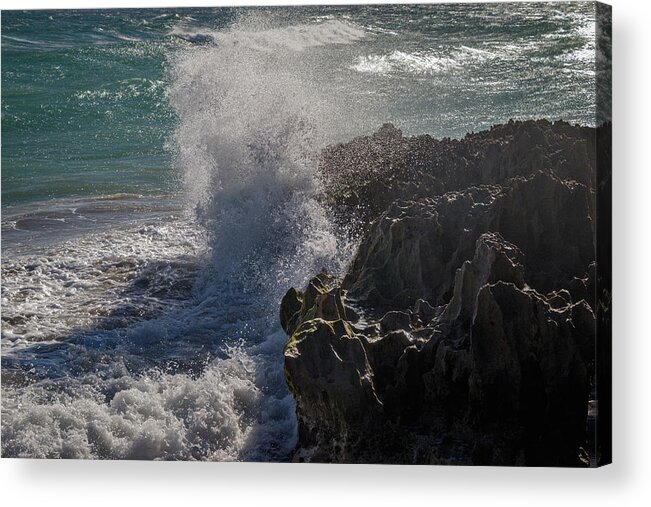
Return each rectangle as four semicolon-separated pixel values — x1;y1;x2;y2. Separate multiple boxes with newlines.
2;15;364;461
167;14;362;300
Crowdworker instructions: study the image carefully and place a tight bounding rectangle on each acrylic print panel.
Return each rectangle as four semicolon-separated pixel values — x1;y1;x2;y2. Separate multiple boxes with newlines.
1;2;611;466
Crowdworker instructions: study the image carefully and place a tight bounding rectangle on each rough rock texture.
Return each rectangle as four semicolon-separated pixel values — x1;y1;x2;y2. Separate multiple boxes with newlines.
281;120;608;465
343;171;594;309
320;119;598;230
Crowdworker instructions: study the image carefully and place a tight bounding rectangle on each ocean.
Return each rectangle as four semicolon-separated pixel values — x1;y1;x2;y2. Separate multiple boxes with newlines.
1;3;605;459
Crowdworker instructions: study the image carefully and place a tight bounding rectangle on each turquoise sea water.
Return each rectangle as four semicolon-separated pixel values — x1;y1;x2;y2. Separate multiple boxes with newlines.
2;9;217;207
1;4;606;460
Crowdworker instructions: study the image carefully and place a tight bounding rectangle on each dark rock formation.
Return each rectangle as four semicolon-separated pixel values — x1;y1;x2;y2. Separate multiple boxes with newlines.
319;119;598;230
342;171;594;309
281;120;609;465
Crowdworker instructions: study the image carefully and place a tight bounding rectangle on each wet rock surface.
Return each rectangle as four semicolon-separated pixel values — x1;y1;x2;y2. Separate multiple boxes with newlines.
280;120;608;465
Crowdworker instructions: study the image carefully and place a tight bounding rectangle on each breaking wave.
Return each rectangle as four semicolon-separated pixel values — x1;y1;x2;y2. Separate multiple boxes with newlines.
1;15;363;460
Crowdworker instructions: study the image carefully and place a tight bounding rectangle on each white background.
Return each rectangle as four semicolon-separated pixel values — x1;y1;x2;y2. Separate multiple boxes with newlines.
0;0;649;505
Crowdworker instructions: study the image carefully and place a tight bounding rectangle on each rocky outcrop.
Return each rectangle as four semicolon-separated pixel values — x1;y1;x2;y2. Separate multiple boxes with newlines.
342;171;594;309
281;120;607;465
319;119;599;230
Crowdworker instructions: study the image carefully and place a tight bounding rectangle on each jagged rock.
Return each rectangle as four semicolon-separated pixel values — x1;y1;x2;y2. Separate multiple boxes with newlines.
284;227;594;465
320;119;599;229
466;282;589;465
281;121;605;466
280;287;303;336
284;318;385;462
414;234;588;465
379;311;413;333
438;232;525;327
414;298;439;324
279;273;359;337
343;171;593;310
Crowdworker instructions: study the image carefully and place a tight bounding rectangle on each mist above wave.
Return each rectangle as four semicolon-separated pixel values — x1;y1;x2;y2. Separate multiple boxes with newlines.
170;18;365;51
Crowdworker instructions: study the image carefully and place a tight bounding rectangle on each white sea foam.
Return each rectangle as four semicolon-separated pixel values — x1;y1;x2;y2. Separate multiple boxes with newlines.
351;45;497;76
1;329;296;460
1;211;203;346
